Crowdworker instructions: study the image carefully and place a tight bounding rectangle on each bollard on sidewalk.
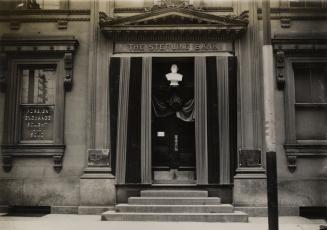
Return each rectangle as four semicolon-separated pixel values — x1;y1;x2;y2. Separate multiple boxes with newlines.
266;151;279;230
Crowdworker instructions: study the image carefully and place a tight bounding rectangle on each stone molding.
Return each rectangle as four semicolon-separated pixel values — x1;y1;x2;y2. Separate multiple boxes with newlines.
1;144;65;172
0;10;90;30
272;34;327;91
284;144;327;172
258;7;327;28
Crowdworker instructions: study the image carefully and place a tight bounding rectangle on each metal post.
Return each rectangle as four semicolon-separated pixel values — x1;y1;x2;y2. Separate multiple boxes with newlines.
266;151;279;230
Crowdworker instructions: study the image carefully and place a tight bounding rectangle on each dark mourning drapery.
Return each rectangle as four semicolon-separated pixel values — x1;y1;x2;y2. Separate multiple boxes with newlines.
152;95;195;122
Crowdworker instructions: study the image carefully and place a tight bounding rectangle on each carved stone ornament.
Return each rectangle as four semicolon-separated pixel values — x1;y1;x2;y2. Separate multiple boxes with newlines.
64;53;73;91
275;50;285;90
280;18;291;28
1;145;65;173
153;0;192;9
287;155;297;172
53;154;64;173
2;155;12;172
99;8;248;41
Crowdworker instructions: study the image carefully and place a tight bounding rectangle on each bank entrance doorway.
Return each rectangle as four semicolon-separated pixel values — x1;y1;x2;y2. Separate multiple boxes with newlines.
151;57;195;184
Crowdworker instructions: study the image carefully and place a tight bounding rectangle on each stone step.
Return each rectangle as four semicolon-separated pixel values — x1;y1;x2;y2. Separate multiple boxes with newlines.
101;211;248;222
140;190;208;197
116;204;233;213
128;197;221;205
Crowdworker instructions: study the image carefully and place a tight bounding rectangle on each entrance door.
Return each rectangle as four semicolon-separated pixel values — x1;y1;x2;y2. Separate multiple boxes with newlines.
152;57;195;184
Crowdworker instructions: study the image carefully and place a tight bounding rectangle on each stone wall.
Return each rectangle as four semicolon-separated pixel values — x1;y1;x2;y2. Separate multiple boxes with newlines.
0;6;91;210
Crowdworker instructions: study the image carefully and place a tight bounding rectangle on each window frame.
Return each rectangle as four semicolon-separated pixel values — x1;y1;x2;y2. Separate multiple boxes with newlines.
0;35;78;173
12;59;64;145
285;57;327;145
284;57;327;172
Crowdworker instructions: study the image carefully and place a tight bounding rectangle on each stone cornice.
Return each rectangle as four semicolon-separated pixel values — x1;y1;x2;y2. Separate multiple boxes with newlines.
257;7;327;20
0;34;79;53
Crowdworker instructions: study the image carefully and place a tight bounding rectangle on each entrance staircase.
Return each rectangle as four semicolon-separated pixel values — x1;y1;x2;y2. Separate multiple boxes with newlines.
101;190;248;222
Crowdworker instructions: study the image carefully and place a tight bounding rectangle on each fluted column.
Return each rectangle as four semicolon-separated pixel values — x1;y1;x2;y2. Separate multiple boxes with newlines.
194;56;208;184
116;57;131;184
141;57;152;184
217;56;230;184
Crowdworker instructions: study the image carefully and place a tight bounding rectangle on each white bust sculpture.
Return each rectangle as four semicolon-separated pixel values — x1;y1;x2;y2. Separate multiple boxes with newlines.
165;64;183;87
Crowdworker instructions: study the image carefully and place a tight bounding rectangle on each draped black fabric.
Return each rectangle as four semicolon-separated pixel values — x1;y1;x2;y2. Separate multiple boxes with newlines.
126;57;142;183
152;95;195;122
109;57;121;176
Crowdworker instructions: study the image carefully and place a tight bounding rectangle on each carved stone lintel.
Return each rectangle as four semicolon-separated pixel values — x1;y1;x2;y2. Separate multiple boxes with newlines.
280;18;291;28
2;155;12;172
275;50;285;90
287;155;297;172
53;154;63;172
57;20;68;30
64;52;73;91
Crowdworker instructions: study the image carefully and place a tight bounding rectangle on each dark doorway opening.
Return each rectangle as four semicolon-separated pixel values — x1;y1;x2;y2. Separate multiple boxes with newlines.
152;57;195;184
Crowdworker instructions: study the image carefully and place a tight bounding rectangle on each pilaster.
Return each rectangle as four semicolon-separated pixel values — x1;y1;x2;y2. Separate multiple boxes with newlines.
80;0;115;210
233;0;266;207
141;57;152;184
194;56;208;184
217;56;230;184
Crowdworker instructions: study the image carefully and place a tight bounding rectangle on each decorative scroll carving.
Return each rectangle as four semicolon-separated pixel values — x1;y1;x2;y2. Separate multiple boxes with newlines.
280;18;291;28
2;145;65;173
287;155;297;172
275;50;285;90
57;20;68;30
153;0;193;9
53;154;63;172
64;53;73;91
2;155;12;172
0;54;7;92
99;12;114;24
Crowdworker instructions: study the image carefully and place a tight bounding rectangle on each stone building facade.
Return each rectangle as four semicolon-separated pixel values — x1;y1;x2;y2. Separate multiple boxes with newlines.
0;0;326;217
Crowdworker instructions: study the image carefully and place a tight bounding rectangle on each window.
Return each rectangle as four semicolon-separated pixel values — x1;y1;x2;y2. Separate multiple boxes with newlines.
293;63;327;141
289;0;323;7
272;34;327;172
19;65;57;142
0;35;78;172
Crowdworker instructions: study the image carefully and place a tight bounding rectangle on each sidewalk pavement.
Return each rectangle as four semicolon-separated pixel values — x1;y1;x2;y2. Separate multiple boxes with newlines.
0;214;326;230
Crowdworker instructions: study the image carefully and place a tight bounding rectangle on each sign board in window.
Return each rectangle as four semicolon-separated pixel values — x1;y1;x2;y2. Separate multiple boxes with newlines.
19;65;56;142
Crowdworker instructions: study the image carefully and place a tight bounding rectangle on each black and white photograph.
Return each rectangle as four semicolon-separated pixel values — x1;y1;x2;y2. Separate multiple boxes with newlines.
0;0;326;229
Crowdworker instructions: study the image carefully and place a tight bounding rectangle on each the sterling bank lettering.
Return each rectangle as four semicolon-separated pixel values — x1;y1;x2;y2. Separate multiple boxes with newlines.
114;42;232;53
